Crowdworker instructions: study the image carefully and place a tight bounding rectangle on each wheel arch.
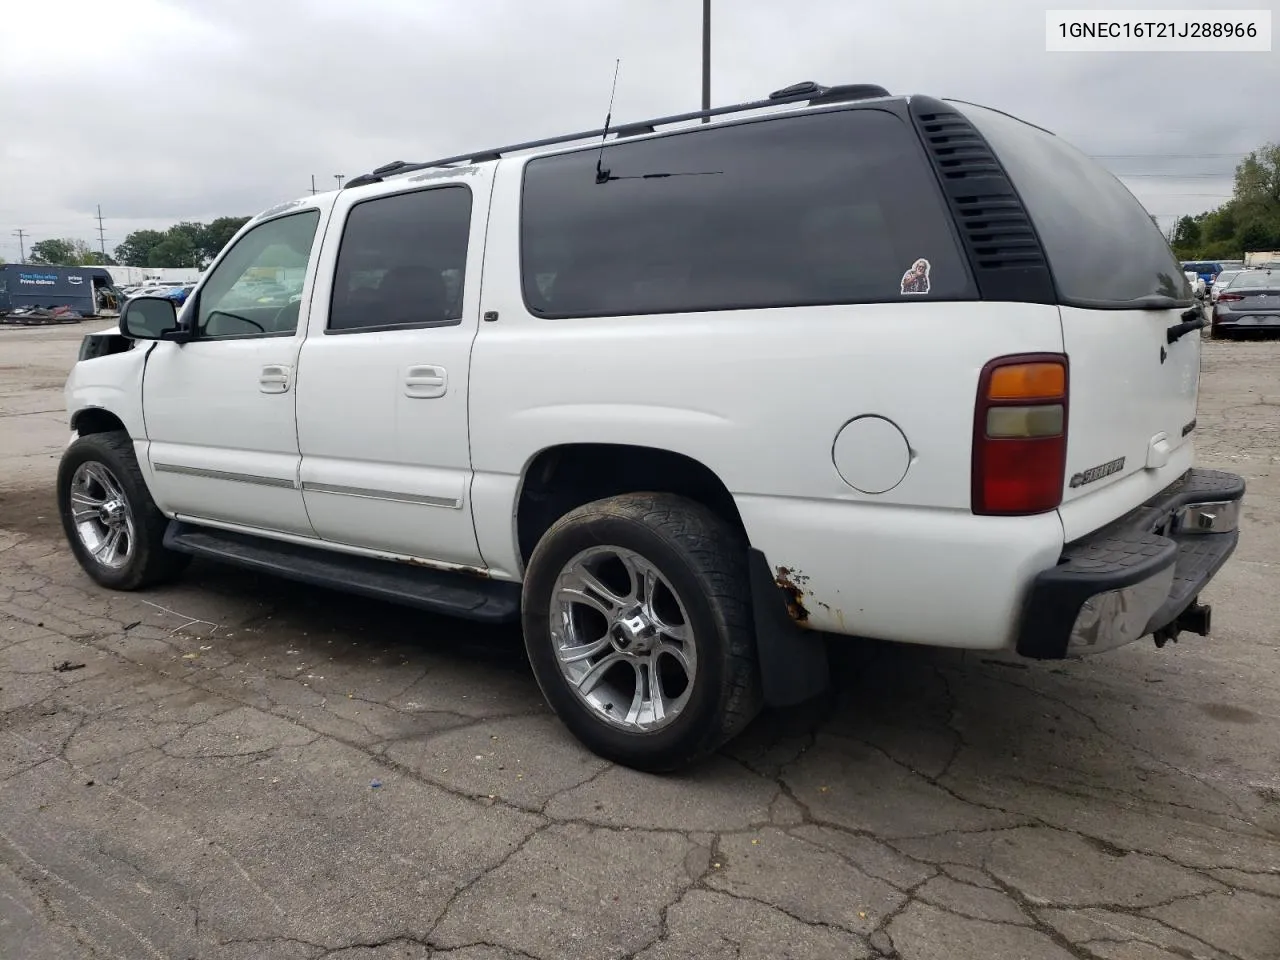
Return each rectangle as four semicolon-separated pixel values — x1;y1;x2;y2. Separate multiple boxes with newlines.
514;442;747;568
512;443;830;710
70;406;129;436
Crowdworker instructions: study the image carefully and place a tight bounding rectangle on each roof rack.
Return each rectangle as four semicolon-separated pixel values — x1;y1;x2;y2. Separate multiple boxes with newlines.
342;81;891;188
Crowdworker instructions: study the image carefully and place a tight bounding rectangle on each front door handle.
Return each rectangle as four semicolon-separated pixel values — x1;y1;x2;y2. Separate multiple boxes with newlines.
405;365;447;399
260;364;291;394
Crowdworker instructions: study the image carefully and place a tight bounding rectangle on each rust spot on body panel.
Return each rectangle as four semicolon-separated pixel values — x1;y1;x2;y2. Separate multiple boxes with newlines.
398;555;491;579
774;566;810;623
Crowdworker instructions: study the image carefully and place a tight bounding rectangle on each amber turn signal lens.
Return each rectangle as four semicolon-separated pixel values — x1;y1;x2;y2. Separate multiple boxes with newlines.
987;362;1065;401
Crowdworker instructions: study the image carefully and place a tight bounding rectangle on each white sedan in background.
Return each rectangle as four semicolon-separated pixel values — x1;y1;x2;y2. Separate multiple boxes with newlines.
1184;271;1206;298
1210;270;1244;303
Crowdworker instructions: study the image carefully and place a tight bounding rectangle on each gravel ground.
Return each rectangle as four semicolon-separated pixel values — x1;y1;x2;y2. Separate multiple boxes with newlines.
1;324;1277;960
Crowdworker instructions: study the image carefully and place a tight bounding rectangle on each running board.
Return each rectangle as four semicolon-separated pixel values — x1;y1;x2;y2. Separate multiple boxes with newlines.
163;522;521;624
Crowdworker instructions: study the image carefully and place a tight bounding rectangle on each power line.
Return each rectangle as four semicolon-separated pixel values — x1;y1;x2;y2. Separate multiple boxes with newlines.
12;229;25;262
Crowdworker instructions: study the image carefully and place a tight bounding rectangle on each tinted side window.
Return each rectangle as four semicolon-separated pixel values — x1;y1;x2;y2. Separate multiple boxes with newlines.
958;103;1190;306
520;109;976;318
196;210;321;339
328;186;472;333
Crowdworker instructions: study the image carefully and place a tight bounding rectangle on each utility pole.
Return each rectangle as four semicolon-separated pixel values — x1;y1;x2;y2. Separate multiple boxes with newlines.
95;205;108;257
701;0;711;121
334;174;345;189
12;229;26;263
310;175;317;195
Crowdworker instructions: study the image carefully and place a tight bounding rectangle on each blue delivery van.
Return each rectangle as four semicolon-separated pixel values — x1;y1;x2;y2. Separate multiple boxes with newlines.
0;265;122;316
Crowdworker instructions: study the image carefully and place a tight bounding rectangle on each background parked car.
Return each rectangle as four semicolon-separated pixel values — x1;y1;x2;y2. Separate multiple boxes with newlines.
1184;270;1206;298
1182;260;1222;295
1211;268;1280;338
161;283;196;306
1210;269;1245;303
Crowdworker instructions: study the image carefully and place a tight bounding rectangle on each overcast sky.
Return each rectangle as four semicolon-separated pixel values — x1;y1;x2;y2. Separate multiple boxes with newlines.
1;0;1274;261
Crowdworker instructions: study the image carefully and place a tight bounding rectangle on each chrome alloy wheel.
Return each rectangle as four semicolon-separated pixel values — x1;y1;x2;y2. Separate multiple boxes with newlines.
68;461;135;569
550;545;698;731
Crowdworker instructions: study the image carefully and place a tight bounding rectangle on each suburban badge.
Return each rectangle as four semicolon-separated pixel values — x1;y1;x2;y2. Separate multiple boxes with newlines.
1069;456;1126;488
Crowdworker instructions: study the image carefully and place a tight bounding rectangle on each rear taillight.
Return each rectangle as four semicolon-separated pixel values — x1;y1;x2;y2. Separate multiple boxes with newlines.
972;354;1068;516
1216;293;1243;302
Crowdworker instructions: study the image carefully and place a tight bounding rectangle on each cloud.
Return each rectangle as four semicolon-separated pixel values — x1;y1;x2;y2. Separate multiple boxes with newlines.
0;0;1270;259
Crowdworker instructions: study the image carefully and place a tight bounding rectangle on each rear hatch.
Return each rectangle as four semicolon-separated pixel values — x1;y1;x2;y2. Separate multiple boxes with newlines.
955;102;1201;541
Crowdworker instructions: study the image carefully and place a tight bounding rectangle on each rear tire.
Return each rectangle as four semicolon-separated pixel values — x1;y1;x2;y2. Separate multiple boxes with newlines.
1210;326;1229;340
521;493;763;772
57;430;190;590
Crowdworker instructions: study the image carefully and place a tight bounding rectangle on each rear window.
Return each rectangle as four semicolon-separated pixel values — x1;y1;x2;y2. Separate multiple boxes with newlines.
957;103;1191;307
519;108;976;318
1225;270;1278;290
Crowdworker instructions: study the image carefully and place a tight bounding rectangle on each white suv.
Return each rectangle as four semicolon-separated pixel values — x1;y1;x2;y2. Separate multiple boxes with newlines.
58;82;1244;771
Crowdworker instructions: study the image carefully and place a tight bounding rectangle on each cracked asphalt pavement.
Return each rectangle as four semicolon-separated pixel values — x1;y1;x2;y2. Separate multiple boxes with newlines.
2;325;1278;960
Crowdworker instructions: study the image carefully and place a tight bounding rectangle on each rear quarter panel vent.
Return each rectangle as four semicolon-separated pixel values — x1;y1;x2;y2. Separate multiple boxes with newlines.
908;96;1057;304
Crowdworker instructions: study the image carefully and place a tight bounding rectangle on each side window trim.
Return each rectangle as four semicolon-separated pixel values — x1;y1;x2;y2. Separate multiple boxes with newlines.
190;208;323;342
188;329;298;343
326;318;463;336
324;183;474;336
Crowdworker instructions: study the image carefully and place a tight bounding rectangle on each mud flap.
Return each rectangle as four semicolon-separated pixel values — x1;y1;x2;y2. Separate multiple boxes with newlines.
747;548;831;707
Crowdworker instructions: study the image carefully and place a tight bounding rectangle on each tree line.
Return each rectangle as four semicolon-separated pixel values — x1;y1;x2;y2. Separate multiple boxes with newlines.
1169;142;1280;260
22;217;252;269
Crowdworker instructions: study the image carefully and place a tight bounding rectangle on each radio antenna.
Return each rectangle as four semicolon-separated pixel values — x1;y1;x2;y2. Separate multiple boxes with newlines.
595;59;621;185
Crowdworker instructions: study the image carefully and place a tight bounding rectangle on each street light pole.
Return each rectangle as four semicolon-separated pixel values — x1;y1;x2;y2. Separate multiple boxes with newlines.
701;0;711;121
334;174;345;189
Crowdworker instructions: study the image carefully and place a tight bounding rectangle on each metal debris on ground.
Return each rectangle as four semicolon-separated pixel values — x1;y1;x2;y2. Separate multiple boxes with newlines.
0;306;88;326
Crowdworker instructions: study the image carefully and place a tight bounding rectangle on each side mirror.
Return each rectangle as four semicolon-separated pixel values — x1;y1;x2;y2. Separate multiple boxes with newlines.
119;296;189;342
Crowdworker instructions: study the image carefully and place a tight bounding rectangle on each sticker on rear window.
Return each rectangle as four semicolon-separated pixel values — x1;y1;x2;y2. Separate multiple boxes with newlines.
900;258;931;295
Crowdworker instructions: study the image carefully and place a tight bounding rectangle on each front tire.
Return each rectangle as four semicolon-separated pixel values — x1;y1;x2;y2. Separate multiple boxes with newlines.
57;430;190;590
521;493;763;772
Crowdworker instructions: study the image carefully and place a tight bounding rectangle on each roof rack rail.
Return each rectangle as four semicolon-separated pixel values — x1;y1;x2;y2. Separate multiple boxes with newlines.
810;83;891;105
341;80;889;188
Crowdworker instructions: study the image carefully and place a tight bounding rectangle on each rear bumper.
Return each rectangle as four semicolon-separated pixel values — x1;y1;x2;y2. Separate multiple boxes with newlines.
1016;468;1244;659
1213;315;1280;330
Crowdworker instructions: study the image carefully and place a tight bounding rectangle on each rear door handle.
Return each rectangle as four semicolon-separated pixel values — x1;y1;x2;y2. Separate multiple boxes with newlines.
404;365;447;399
1167;307;1206;343
260;364;291;394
